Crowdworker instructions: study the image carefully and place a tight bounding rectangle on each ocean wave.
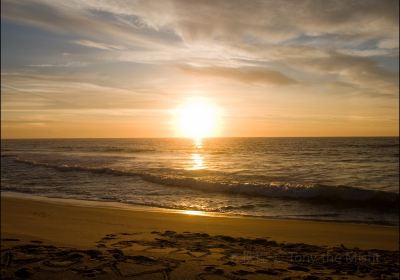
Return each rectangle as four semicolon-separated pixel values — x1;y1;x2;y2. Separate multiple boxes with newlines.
0;154;16;157
219;204;256;211
341;143;399;149
10;157;399;209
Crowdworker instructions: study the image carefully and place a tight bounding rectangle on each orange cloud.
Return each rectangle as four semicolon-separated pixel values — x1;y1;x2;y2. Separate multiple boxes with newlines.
180;65;297;85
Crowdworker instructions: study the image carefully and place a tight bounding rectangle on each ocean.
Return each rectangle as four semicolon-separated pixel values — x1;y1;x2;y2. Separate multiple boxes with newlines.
1;137;399;225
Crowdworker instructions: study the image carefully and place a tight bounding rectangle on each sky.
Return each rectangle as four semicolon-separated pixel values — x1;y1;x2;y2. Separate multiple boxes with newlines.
1;0;399;138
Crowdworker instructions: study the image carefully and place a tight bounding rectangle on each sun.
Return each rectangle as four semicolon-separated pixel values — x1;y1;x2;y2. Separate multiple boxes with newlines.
176;99;219;139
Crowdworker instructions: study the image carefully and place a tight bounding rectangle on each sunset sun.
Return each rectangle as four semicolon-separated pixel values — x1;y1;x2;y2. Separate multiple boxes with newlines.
176;99;219;139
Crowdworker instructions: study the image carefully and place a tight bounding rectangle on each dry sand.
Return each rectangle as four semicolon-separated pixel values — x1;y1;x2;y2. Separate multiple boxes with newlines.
1;194;399;279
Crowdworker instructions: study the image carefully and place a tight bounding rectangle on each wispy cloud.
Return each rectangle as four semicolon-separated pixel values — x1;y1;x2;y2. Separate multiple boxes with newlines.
1;72;172;111
71;40;125;50
2;0;398;91
28;61;89;67
181;65;297;85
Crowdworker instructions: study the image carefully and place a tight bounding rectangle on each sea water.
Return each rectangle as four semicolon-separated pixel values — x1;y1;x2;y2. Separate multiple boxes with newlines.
1;137;398;224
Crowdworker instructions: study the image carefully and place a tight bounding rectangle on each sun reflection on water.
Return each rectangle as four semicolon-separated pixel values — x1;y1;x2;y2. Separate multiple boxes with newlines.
189;138;206;170
191;153;204;170
182;210;207;216
194;138;203;149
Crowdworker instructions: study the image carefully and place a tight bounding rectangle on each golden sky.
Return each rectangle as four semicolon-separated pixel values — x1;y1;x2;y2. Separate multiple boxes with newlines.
1;0;399;138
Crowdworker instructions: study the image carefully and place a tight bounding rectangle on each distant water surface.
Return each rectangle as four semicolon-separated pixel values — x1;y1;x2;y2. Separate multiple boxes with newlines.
1;137;399;224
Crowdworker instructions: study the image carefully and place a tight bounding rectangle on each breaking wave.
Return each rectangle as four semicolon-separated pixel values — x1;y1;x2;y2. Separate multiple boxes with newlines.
10;157;398;210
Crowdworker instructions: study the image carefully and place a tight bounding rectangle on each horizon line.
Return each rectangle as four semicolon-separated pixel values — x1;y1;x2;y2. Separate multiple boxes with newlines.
1;135;399;140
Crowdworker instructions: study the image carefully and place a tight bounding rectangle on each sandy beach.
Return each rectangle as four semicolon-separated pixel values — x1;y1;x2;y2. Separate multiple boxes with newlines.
1;193;398;279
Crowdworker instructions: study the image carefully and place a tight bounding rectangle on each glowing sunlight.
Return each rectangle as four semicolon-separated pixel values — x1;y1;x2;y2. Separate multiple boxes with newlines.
191;153;205;170
182;210;207;216
176;99;220;139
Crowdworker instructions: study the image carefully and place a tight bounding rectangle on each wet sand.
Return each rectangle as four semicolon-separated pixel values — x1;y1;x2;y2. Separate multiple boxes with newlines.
1;194;399;279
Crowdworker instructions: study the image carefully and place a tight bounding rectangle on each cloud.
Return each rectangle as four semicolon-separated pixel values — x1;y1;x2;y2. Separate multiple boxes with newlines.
181;65;297;85
338;49;397;57
0;0;172;50
3;0;398;49
289;51;399;95
127;0;399;45
378;38;400;49
1;0;399;97
28;62;89;67
0;72;173;111
72;40;125;50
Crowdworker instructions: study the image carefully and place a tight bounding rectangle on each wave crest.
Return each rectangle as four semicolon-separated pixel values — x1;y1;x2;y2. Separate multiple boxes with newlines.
9;157;399;209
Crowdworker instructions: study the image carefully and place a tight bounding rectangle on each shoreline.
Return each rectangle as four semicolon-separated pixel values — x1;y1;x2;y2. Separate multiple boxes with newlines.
2;193;399;279
2;191;398;227
1;193;398;250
